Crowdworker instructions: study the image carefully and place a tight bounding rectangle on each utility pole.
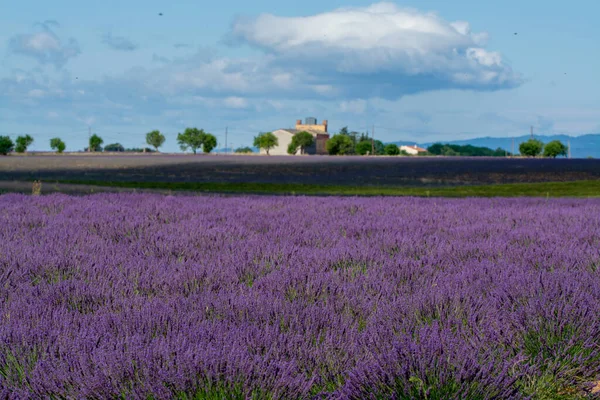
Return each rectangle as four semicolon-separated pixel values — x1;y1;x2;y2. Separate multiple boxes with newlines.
88;127;91;152
530;126;534;140
568;140;571;159
371;124;375;155
225;126;228;155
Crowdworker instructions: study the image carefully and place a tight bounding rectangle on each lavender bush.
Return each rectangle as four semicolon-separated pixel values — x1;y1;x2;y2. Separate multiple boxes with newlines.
1;193;599;399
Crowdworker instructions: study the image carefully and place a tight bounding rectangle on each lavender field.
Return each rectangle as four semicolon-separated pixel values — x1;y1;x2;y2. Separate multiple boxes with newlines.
1;193;600;399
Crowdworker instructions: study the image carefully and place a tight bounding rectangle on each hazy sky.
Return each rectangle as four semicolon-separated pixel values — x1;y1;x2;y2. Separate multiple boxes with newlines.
1;0;599;151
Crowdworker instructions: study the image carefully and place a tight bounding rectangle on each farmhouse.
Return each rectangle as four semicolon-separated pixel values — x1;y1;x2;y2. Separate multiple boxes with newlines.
400;144;428;155
261;118;330;155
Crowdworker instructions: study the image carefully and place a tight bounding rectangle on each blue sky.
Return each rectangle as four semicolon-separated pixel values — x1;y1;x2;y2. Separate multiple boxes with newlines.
1;0;599;152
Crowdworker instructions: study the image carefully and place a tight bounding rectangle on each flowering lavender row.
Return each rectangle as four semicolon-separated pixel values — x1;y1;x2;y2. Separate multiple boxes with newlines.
1;193;600;399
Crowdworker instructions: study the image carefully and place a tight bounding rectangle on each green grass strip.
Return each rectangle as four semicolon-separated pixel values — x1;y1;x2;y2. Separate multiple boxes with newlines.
55;180;600;198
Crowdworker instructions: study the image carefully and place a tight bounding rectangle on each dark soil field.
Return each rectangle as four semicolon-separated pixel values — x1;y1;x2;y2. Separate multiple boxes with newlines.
2;154;600;187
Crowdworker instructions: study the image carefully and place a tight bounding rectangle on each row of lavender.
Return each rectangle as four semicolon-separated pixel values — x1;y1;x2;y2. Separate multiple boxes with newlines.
1;193;599;398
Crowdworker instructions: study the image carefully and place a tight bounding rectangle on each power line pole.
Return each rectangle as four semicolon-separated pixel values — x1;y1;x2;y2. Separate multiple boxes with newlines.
568;140;571;159
530;125;533;140
88;127;91;152
225;126;228;155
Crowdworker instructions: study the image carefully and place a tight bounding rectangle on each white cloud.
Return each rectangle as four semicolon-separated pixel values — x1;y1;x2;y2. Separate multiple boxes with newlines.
228;2;522;95
340;99;367;114
8;23;80;68
223;96;249;108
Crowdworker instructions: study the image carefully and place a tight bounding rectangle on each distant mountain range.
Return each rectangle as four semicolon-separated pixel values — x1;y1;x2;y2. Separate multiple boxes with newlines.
392;134;600;159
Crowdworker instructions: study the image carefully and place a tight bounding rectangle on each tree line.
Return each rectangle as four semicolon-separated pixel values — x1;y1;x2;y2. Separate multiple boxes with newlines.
252;127;404;156
252;128;571;158
0;128;219;155
0;128;572;159
427;143;509;157
427;139;569;158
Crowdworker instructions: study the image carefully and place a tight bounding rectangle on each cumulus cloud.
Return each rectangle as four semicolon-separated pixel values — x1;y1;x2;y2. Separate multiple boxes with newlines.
102;33;138;51
8;22;81;68
0;3;526;136
227;2;522;98
340;99;367;114
223;96;249;109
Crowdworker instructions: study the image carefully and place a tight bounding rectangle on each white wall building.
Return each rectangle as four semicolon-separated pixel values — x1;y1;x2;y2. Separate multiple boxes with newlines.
259;118;330;155
400;144;428;155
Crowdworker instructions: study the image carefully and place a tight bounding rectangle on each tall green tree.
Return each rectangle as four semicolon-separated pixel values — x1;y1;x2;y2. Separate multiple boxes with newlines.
326;134;354;155
373;140;384;155
177;128;205;154
519;139;544;157
0;136;14;155
202;133;217;153
15;135;34;153
50;138;66;153
543;140;568;158
384;144;400;155
146;130;166;152
89;134;103;152
355;140;373;155
287;131;314;155
355;139;384;155
253;132;278;155
339;127;361;147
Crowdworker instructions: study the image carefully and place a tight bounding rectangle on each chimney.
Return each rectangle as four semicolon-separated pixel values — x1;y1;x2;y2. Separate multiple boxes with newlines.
323;120;328;132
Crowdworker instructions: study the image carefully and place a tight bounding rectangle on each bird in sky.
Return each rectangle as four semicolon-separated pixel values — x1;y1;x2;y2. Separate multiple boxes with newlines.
158;13;163;16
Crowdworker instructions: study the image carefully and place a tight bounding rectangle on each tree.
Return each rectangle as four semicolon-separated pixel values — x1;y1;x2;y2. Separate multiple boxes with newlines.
374;140;385;155
427;142;511;157
427;143;445;155
442;147;460;156
543;140;568;158
202;133;217;154
519;139;544;157
50;138;66;153
15;135;34;153
235;146;254;154
326;134;354;155
339;127;359;148
253;132;278;155
0;136;14;155
177;127;205;154
287;131;314;155
146;130;166;152
104;143;125;152
89;134;103;152
355;140;373;155
124;147;155;153
384;144;400;155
